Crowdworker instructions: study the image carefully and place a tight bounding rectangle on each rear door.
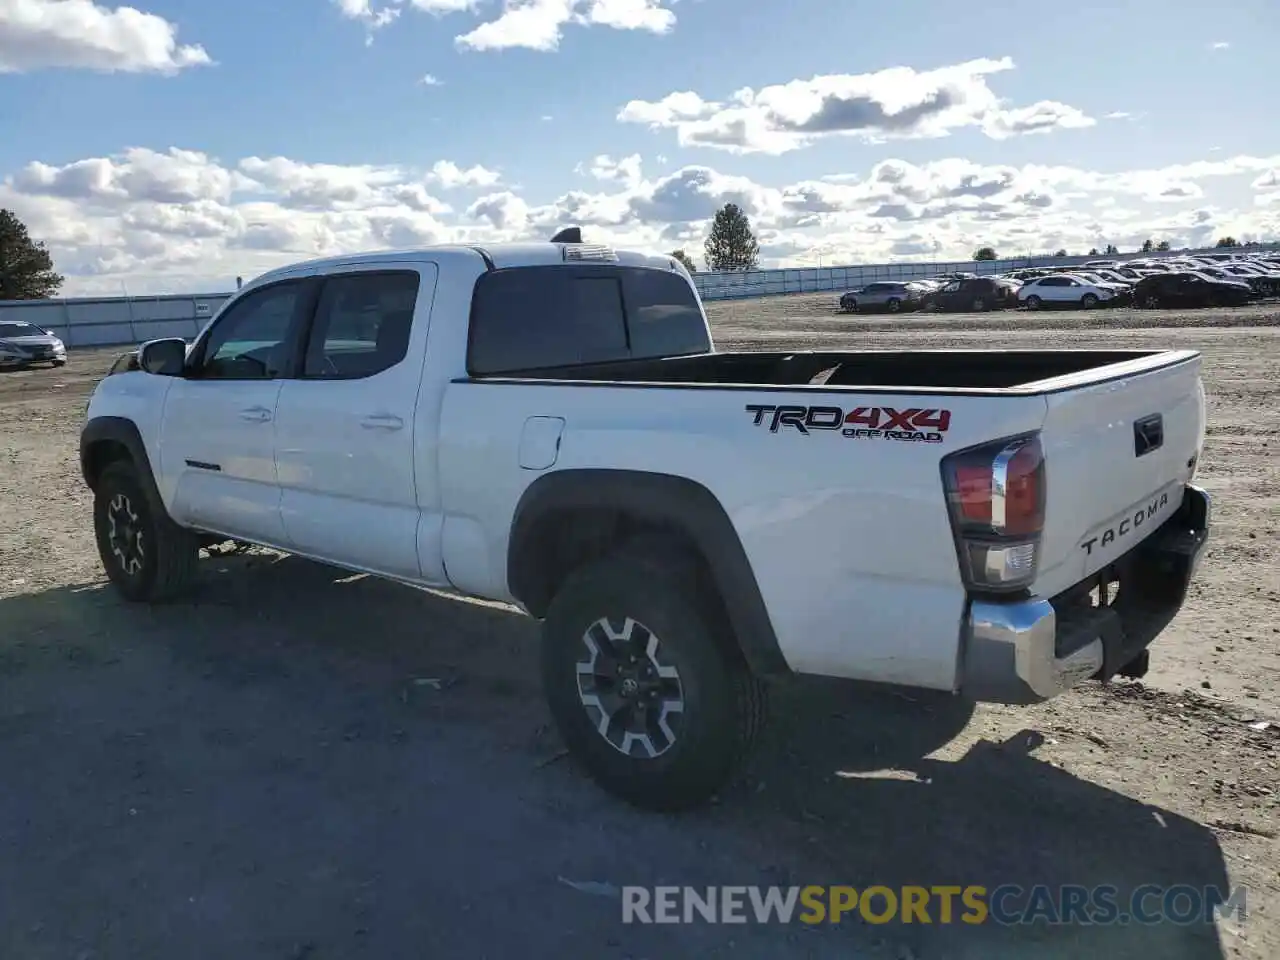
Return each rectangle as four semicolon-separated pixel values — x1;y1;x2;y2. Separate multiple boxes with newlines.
1032;353;1205;597
273;263;440;581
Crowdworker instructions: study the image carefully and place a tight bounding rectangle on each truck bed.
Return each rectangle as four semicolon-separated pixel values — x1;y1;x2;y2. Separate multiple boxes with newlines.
469;349;1195;394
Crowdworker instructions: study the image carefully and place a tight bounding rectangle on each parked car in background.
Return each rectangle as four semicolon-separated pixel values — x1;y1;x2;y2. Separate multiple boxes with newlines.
920;276;1020;312
1220;263;1280;297
838;281;929;313
1090;268;1139;289
0;321;67;368
1194;266;1267;299
1017;275;1118;310
1133;272;1252;308
1070;272;1133;298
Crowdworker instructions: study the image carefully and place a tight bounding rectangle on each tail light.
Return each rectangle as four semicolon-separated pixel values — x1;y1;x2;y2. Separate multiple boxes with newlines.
941;433;1046;593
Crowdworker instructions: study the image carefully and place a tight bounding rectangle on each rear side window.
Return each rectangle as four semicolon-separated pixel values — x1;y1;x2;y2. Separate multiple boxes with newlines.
468;265;709;375
304;271;421;379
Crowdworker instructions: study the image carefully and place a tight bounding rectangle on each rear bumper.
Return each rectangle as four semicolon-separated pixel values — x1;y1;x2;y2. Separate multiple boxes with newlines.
959;484;1211;705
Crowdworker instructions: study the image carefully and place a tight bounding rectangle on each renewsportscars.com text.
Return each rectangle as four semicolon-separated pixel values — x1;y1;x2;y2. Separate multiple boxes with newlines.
621;884;1247;926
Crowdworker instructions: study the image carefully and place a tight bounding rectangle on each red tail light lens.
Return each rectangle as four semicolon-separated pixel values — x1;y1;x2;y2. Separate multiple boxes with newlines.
994;439;1045;537
941;434;1046;593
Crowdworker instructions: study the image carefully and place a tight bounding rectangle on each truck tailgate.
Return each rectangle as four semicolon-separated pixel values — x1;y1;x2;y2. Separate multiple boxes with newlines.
1033;351;1205;597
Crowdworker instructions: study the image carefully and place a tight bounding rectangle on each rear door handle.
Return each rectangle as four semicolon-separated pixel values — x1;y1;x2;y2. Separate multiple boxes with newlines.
361;413;404;431
239;406;273;422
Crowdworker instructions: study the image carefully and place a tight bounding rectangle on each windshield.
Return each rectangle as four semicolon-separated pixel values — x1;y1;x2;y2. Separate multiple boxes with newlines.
0;322;45;338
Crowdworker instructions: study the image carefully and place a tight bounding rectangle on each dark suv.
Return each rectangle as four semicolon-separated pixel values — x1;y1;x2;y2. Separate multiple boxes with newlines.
1132;272;1251;309
920;277;1020;313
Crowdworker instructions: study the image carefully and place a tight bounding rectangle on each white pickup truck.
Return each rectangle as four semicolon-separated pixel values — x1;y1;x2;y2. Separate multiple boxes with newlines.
80;236;1211;810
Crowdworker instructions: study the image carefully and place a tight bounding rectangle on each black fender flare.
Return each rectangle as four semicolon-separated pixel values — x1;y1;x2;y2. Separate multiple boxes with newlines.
508;469;790;677
80;416;167;516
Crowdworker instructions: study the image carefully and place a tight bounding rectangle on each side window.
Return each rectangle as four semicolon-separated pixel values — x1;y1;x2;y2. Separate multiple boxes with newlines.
469;269;629;375
304;271;421;379
622;269;711;359
196;281;302;380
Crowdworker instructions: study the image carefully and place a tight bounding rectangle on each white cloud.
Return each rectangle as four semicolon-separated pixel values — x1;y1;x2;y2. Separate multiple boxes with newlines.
0;0;210;73
3;145;1278;295
577;153;643;187
419;72;443;85
617;57;1096;154
455;0;674;52
1210;40;1230;50
466;191;530;230
428;160;502;189
333;0;478;44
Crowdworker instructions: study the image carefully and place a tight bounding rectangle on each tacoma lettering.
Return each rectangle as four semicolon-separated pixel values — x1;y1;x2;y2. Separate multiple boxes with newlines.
1081;492;1171;556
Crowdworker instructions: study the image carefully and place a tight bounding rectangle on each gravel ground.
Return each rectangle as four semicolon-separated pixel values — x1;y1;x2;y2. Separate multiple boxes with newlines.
0;296;1276;960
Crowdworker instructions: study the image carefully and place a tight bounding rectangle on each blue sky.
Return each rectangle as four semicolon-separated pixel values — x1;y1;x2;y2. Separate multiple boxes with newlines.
1;0;1278;293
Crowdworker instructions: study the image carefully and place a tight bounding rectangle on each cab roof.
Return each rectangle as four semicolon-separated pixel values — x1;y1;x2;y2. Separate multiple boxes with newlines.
250;241;680;287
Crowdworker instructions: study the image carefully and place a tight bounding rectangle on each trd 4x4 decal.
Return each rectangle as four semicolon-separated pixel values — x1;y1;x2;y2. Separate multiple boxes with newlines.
745;403;951;443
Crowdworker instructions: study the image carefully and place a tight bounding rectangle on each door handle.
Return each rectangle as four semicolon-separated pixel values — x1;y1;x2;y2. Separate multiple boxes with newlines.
239;406;273;422
360;413;404;430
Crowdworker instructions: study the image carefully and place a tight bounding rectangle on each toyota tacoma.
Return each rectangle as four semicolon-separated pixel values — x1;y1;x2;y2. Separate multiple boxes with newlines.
79;235;1212;810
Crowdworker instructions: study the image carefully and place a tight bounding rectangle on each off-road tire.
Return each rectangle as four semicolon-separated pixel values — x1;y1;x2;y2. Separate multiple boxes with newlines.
541;542;768;811
93;460;198;603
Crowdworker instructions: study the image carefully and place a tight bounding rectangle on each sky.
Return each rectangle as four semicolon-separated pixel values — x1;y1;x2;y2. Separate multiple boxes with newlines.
0;0;1278;295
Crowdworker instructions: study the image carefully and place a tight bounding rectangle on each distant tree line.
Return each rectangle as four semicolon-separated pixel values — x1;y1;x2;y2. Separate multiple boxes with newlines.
0;206;1267;300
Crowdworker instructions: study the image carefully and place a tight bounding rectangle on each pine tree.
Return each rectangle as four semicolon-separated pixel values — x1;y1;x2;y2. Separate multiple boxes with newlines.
703;204;760;272
0;209;63;300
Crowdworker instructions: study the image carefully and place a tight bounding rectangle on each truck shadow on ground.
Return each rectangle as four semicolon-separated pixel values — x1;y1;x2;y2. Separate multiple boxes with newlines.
0;552;1232;960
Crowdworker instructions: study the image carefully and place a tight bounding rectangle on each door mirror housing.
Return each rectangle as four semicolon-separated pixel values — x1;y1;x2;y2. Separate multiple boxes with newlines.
138;338;188;376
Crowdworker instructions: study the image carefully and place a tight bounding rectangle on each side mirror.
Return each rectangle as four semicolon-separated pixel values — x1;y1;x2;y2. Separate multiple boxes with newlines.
138;338;188;376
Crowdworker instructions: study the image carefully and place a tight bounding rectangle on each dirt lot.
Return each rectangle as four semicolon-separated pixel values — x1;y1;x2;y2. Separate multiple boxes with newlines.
1;296;1276;960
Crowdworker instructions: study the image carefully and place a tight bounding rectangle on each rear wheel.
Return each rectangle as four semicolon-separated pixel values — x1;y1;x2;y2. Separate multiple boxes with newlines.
92;461;198;602
1024;295;1042;310
52;359;66;367
972;297;989;312
1141;294;1161;309
1081;293;1099;309
886;298;901;313
541;543;767;811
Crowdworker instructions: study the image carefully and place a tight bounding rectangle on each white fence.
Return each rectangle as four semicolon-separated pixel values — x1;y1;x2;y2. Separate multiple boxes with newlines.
4;243;1278;349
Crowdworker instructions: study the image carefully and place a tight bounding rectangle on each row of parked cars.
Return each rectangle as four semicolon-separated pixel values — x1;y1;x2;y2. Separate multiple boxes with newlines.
837;252;1280;314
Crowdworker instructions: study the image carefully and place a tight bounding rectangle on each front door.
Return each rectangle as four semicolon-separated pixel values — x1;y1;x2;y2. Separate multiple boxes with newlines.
273;263;439;581
159;278;313;545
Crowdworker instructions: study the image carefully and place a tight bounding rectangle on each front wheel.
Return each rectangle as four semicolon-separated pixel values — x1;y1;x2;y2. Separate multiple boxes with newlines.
92;461;198;602
52;359;66;367
541;544;768;811
1081;293;1099;309
885;298;901;313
